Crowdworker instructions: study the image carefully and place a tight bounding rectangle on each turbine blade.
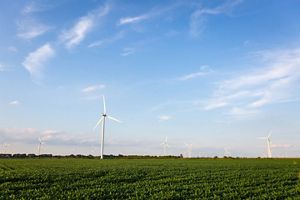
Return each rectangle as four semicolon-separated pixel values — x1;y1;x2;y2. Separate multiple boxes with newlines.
107;116;122;123
268;130;272;138
103;95;106;114
93;117;104;130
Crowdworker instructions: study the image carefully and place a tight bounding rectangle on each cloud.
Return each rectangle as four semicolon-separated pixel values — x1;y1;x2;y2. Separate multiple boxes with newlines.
22;2;45;14
61;4;110;49
8;46;18;53
190;0;242;37
0;128;96;146
158;115;172;122
22;3;36;14
205;48;300;117
204;90;261;110
271;144;293;148
119;15;149;25
22;43;55;77
88;31;125;48
121;47;135;56
226;107;259;118
0;63;6;72
17;18;50;40
118;3;179;25
9;100;20;106
82;84;106;93
179;65;213;81
0;128;38;142
17;1;51;39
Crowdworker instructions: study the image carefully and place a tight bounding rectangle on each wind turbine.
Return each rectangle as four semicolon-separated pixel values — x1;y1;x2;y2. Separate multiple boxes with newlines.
160;136;169;156
94;96;121;159
37;137;44;155
185;143;193;158
224;147;231;157
258;131;272;158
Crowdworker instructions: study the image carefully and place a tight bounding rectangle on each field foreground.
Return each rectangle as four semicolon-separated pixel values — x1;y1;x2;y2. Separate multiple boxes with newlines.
0;158;300;199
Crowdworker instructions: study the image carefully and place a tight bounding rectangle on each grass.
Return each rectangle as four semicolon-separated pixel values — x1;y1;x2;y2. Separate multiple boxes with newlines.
0;158;300;199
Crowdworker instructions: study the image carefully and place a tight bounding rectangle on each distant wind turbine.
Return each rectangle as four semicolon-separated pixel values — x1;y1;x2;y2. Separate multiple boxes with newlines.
161;136;170;156
258;131;272;158
94;96;121;159
37;137;44;155
185;143;193;158
224;147;231;157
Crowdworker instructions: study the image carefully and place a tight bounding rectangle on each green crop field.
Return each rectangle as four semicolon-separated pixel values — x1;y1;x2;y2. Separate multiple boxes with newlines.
0;158;300;199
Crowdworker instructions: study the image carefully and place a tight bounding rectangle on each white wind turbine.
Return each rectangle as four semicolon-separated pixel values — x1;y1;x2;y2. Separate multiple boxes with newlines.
224;147;231;157
185;143;193;158
258;131;272;158
37;137;44;155
161;136;170;156
94;96;121;159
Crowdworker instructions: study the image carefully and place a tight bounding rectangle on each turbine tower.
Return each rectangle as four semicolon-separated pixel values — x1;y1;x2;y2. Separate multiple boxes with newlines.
161;136;169;156
94;96;121;159
258;131;272;158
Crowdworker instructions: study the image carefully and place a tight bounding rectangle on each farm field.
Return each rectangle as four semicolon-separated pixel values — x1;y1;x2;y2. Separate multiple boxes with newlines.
0;158;300;199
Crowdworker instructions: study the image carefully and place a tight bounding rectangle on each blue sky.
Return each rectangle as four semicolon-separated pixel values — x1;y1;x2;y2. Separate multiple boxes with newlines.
1;0;300;157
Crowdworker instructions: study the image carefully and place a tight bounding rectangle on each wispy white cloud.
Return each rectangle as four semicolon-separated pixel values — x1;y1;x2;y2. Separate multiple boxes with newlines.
1;128;37;139
271;143;293;148
0;63;6;72
8;46;18;53
0;128;96;146
179;65;213;81
82;84;106;93
121;47;135;56
190;0;242;37
17;1;51;40
17;18;50;40
226;107;259;118
22;2;46;14
88;31;125;48
22;43;55;78
158;115;172;122
9;100;20;106
205;48;300;117
118;3;179;26
61;4;110;49
204;90;261;110
61;18;93;49
119;15;149;25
